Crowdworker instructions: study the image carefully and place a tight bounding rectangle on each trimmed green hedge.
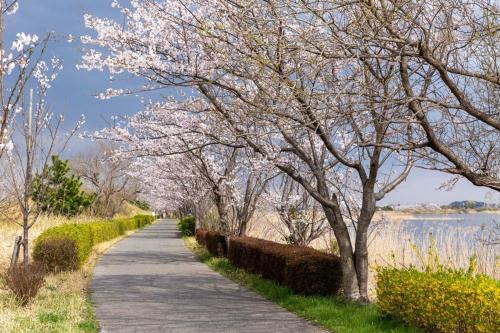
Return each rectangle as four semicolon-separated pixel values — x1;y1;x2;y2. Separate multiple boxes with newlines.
377;267;500;333
89;221;122;244
33;224;93;270
33;215;155;272
177;216;196;236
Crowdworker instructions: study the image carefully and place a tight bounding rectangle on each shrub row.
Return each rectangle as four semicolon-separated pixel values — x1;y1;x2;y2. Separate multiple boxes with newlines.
228;236;342;296
33;215;155;272
195;228;208;246
177;216;196;236
377;267;500;333
195;228;227;257
195;231;342;295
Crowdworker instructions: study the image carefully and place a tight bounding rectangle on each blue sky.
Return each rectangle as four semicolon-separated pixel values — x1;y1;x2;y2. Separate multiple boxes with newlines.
6;0;497;205
5;0;143;136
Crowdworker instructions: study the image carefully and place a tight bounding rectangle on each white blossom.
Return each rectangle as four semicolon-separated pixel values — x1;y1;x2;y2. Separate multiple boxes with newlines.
11;32;38;52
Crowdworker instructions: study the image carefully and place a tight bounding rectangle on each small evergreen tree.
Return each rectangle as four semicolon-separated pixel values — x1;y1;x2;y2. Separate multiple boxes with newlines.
32;156;94;217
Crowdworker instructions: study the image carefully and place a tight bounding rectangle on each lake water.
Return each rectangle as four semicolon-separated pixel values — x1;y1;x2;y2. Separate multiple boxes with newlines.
403;212;499;228
400;213;499;243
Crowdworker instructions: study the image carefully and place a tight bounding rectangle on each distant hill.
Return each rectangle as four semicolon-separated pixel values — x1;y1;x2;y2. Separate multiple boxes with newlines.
378;200;499;212
447;201;493;209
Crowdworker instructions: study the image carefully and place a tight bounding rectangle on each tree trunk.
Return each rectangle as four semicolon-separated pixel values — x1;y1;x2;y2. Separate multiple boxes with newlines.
323;206;360;301
237;220;246;236
355;223;370;302
236;209;249;236
355;182;378;302
214;193;229;233
22;214;29;270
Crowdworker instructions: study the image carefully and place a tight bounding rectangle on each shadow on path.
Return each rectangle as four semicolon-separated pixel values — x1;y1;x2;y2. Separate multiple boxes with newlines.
91;219;326;333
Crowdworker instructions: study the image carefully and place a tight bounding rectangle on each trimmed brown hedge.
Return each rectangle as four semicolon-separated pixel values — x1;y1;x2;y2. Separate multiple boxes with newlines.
228;236;342;296
195;228;208;246
205;231;227;257
195;228;227;257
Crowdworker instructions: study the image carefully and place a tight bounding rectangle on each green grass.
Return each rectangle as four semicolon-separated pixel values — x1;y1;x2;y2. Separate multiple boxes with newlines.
38;312;65;323
78;300;98;333
0;270;98;333
184;237;420;333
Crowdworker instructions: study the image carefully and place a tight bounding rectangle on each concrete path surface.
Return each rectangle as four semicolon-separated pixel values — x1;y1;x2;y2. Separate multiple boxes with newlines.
91;219;326;333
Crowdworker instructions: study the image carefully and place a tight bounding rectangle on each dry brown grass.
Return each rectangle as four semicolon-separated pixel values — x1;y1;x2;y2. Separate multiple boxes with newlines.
0;229;139;332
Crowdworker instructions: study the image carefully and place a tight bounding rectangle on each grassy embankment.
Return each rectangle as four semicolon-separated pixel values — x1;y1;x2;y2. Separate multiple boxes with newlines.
0;203;151;333
184;236;419;333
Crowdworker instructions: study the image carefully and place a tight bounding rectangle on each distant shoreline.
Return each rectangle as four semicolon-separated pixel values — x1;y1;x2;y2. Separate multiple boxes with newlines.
377;208;500;215
374;209;500;224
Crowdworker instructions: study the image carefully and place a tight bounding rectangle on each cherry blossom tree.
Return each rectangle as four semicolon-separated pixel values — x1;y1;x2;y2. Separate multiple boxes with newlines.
299;0;499;191
127;155;208;218
76;1;424;300
388;0;499;191
264;174;328;246
100;99;271;235
0;1;54;224
79;0;418;301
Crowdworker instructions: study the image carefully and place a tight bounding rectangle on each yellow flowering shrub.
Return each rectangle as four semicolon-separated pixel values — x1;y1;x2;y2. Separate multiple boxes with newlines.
376;267;500;332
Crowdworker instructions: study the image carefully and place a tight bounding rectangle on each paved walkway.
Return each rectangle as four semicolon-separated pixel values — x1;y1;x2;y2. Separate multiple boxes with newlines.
91;219;326;333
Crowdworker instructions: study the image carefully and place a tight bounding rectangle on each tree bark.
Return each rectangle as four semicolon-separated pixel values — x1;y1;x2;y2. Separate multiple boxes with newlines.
237;219;247;237
355;205;375;303
214;192;229;233
323;205;360;301
22;214;29;270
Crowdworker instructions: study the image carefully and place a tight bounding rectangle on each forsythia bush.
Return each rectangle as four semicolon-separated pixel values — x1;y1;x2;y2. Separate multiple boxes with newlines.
33;215;155;272
377;267;500;333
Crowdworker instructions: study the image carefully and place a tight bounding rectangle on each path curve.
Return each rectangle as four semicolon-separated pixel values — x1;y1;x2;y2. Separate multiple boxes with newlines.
91;219;326;333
